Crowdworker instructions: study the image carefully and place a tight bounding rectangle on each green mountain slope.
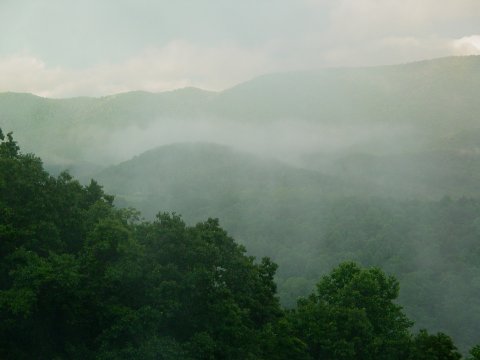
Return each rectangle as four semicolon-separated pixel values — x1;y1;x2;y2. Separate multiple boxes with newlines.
0;88;215;164
301;149;480;199
214;56;480;129
94;142;350;221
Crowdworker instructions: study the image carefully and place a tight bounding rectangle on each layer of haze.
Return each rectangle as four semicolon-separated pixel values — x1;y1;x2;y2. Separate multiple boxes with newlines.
1;0;480;97
83;120;416;166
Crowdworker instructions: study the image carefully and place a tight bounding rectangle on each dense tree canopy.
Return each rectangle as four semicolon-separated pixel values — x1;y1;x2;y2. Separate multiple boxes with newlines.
290;262;412;360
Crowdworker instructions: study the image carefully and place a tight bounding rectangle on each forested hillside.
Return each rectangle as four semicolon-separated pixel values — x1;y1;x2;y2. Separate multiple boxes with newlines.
301;148;480;199
2;56;480;355
93;143;354;218
2;130;479;359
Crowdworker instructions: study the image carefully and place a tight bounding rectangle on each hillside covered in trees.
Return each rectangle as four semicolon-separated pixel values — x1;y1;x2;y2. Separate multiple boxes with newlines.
2;55;480;357
2;132;479;359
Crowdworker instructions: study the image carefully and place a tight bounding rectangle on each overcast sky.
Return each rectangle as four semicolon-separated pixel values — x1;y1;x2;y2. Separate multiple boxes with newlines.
1;0;479;97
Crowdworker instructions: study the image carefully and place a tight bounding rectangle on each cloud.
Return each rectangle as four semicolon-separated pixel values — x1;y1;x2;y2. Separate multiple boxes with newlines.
452;35;480;55
324;0;480;39
0;55;65;96
0;41;281;97
321;36;473;67
306;0;480;62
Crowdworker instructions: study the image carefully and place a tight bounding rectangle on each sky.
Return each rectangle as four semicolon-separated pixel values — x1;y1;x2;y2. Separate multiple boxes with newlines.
1;0;479;97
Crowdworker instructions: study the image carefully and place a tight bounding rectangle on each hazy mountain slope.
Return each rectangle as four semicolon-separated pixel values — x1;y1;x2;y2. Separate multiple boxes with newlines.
299;126;480;199
301;149;480;199
0;87;214;128
0;88;215;164
213;56;480;128
94;142;351;221
1;55;480;166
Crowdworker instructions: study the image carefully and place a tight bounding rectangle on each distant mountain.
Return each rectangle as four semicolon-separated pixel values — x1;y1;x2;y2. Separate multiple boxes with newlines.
1;56;480;165
0;88;215;164
214;56;480;128
94;142;351;221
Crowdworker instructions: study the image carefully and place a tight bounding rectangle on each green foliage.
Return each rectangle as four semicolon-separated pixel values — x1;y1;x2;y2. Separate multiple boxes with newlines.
410;330;462;360
291;262;412;360
467;345;480;360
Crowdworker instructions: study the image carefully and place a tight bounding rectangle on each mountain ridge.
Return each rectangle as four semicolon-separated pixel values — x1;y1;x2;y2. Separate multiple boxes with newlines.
2;55;479;99
1;54;480;167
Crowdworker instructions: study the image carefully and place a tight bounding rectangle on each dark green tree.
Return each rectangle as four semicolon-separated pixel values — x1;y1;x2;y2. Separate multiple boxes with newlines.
410;329;462;360
467;345;480;360
291;262;412;360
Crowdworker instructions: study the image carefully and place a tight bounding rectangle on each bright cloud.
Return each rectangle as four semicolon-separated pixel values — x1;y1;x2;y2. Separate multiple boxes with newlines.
452;35;480;55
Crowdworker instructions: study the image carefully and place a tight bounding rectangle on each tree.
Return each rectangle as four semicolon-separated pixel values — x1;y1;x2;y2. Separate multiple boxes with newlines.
291;262;412;360
135;214;286;359
410;329;462;360
0;130;120;358
467;345;480;360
